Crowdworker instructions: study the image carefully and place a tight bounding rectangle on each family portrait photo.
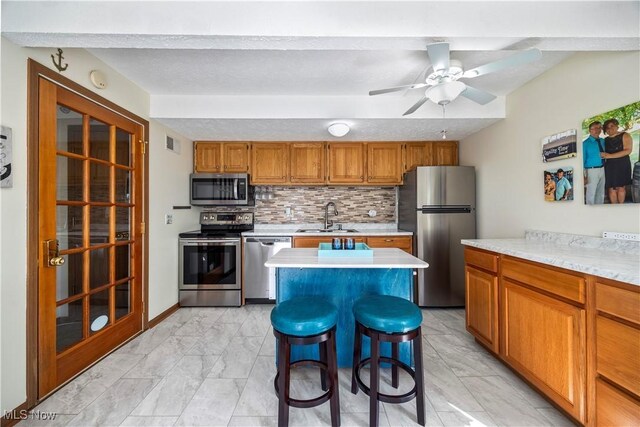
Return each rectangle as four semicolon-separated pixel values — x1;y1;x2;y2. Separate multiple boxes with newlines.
544;166;574;202
582;101;640;205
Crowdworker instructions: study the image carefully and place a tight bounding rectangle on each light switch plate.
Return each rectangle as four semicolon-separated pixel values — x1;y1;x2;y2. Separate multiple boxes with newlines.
602;231;639;241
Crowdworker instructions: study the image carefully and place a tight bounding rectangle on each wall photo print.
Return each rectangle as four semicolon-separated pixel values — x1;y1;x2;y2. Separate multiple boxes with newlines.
582;101;640;205
542;129;577;162
0;126;12;188
544;167;573;202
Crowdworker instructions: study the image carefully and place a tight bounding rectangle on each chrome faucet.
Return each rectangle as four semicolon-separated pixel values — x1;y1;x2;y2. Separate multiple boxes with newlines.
324;202;339;230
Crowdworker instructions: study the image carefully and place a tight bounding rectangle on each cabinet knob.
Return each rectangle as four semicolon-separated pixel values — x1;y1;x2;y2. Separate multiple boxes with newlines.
360;176;364;179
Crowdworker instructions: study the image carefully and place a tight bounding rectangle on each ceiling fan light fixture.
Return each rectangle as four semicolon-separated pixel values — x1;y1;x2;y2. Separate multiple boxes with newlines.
328;122;350;137
425;81;466;105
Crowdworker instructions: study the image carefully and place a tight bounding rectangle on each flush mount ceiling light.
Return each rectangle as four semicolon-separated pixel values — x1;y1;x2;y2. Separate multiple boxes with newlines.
328;123;350;137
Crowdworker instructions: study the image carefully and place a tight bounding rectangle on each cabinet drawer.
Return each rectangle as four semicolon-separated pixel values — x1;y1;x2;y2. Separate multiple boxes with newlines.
596;315;640;396
596;379;640;427
367;236;412;253
596;281;640;324
501;257;585;304
464;247;498;273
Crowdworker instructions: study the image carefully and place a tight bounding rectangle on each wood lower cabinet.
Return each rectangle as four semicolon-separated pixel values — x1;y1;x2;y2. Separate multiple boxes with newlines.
501;278;586;422
595;379;640;426
293;235;411;253
366;143;403;184
194;142;250;173
465;265;498;353
327;142;365;184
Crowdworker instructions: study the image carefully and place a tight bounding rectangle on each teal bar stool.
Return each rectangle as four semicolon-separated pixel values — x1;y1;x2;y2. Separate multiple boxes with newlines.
271;296;341;427
351;295;425;427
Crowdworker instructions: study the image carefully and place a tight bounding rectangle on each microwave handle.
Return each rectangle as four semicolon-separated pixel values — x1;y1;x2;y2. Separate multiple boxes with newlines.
234;179;238;200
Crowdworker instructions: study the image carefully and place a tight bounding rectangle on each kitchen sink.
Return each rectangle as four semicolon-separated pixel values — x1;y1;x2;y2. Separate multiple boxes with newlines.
296;228;359;233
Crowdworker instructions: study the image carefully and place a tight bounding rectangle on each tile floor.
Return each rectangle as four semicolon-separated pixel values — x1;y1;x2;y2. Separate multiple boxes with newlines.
20;305;574;427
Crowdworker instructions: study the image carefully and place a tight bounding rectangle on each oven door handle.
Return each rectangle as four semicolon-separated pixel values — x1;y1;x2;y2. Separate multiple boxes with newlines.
181;240;240;246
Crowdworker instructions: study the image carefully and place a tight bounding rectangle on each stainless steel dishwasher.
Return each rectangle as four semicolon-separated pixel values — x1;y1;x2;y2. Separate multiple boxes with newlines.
243;236;291;302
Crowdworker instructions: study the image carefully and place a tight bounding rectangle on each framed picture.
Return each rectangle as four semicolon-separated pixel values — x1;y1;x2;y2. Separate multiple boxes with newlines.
542;129;577;162
0;126;12;188
582;101;640;205
544;166;573;202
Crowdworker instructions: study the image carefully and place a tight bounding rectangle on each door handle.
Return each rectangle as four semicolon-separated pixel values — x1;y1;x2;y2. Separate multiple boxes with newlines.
44;239;65;267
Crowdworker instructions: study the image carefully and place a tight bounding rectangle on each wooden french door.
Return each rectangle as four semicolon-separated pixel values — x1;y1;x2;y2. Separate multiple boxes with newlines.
37;77;144;397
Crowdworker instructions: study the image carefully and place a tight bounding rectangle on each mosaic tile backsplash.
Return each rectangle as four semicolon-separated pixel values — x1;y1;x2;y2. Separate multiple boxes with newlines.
206;186;397;224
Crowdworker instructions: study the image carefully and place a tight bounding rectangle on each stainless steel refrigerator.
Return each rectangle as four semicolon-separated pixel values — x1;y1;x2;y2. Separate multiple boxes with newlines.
398;166;476;307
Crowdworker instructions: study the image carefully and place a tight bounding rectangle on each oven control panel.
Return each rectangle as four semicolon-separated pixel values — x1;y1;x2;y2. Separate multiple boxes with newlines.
200;211;254;226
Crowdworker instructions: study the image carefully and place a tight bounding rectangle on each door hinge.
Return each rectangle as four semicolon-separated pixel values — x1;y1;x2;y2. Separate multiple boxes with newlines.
140;222;146;235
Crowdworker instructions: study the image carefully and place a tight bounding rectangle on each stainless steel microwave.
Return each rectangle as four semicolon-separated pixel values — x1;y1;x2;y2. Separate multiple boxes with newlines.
189;173;253;206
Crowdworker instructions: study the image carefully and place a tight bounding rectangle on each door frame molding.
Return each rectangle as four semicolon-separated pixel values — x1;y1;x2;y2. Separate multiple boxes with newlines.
26;59;150;407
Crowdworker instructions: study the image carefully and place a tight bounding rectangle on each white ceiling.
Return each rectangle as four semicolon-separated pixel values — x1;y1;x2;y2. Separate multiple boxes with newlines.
3;1;639;141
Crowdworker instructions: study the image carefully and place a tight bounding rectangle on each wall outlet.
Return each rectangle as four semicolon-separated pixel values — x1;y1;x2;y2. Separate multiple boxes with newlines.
602;231;639;241
165;214;173;225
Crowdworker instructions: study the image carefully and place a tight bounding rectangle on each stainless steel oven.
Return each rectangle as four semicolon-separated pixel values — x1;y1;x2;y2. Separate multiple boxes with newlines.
178;211;253;306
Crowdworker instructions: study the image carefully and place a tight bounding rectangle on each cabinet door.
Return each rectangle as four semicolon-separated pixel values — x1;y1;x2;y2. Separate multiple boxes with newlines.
404;142;435;171
290;142;325;184
501;279;586;422
366;236;412;254
596;378;640;427
194;142;222;172
434;141;459;166
367;143;403;184
223;142;250;173
251;143;289;184
465;266;498;353
327;143;365;184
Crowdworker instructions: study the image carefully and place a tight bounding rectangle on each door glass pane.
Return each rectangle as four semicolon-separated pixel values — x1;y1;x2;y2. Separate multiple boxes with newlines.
57;205;83;249
56;298;84;353
115;168;130;203
56;252;84;301
89;289;110;335
89;118;110;162
90;161;110;202
115;282;130;320
115;245;130;281
57;155;84;201
56;106;83;155
115;207;130;241
89;248;110;289
90;206;110;245
116;128;131;167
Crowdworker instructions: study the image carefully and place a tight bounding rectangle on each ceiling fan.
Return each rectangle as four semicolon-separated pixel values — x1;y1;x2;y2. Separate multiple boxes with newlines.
369;42;542;116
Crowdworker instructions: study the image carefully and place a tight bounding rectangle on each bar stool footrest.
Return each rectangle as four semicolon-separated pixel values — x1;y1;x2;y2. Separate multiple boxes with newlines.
354;356;417;404
274;359;334;409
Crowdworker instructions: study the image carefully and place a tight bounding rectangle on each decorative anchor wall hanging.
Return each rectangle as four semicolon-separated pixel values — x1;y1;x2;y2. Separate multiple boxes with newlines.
51;48;68;72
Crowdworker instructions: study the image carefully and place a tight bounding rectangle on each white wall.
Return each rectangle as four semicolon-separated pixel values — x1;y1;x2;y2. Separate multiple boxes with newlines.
460;52;640;238
0;37;154;414
148;122;198;319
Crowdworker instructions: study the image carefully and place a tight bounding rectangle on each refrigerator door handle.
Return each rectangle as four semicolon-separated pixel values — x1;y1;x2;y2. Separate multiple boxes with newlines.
420;205;472;214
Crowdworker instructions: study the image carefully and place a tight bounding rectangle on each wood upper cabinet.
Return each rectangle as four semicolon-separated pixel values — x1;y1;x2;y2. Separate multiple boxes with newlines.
327;142;365;184
250;143;289;184
403;141;458;172
290;142;326;184
501;278;586;422
434;141;459;166
464;248;499;354
223;142;250;172
366;143;403;184
194;142;250;173
194;142;223;172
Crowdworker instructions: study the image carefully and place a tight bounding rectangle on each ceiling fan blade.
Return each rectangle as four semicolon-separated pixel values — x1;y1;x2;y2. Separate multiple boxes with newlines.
369;83;428;96
460;85;497;105
426;42;450;73
462;48;542;78
402;96;428;116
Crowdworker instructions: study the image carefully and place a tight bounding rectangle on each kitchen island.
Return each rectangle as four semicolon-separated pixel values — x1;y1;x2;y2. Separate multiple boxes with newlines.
265;247;428;367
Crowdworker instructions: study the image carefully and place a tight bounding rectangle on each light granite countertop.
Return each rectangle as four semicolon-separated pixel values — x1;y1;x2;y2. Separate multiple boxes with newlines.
242;223;412;237
265;247;428;269
462;230;639;286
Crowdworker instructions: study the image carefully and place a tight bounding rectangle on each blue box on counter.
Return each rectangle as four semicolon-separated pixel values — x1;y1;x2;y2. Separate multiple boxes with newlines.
318;242;373;257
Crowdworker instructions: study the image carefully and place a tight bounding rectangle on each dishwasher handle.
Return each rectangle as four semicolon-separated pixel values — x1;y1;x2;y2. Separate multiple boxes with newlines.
245;237;292;244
